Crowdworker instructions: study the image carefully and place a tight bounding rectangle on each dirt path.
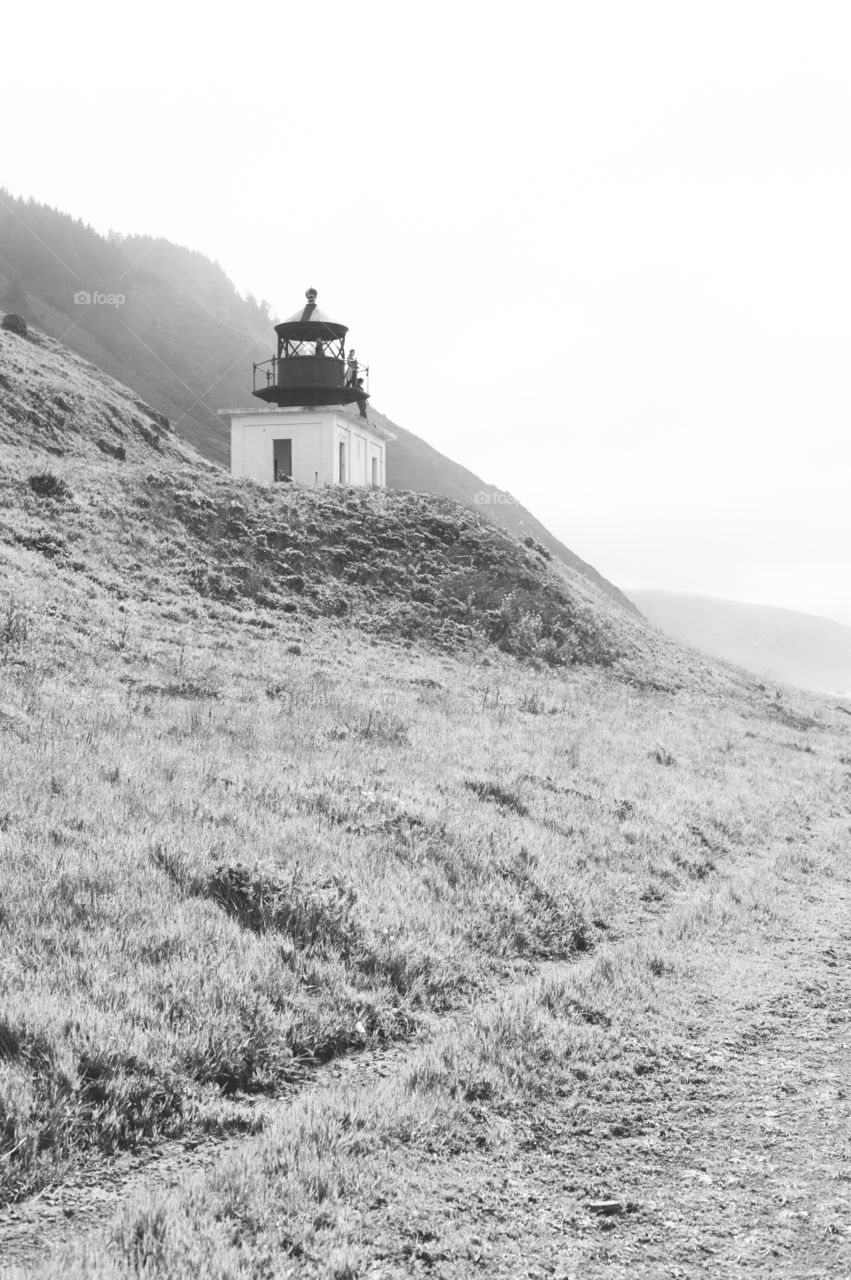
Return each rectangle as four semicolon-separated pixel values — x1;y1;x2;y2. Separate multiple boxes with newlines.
347;833;851;1278
0;1025;437;1275
2;829;848;1278
0;962;556;1277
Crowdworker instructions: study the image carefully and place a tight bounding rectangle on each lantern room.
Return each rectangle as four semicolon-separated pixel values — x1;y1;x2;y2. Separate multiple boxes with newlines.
252;288;369;418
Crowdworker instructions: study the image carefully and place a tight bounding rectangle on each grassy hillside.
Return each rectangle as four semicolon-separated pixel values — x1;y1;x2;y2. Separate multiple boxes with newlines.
1;323;848;1278
0;322;662;679
0;192;632;611
632;589;851;696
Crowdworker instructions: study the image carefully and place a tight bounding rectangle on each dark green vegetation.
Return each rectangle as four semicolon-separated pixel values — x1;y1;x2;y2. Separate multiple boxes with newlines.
0;190;633;610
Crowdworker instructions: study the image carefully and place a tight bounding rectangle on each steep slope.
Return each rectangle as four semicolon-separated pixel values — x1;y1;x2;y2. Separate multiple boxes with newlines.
632;590;851;695
0;320;677;683
0;192;631;610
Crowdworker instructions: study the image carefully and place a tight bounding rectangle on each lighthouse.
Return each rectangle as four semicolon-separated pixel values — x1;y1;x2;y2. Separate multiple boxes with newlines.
221;289;393;487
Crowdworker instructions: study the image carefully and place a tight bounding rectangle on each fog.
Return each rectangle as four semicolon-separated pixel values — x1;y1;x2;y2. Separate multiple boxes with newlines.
5;0;850;622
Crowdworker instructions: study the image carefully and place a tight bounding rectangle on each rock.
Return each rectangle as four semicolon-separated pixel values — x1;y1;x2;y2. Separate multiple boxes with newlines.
587;1200;625;1216
96;438;126;461
1;313;28;337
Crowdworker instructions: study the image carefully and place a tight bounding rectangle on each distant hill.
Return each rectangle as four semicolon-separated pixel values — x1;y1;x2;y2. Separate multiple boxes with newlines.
0;192;272;465
0;190;633;613
631;590;851;695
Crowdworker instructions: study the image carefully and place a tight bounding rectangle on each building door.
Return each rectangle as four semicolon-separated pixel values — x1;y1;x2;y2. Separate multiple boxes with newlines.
273;438;292;482
338;441;346;484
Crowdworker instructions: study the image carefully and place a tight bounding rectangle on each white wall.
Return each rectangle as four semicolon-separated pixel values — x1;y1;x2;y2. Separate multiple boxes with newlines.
367;440;384;487
227;408;387;488
334;421;382;485
230;411;331;484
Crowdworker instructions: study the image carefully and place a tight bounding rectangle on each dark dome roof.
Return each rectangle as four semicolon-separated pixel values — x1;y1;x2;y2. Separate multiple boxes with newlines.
274;288;348;341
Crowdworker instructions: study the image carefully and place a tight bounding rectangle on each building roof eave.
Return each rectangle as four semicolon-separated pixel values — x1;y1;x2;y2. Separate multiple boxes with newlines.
220;405;395;439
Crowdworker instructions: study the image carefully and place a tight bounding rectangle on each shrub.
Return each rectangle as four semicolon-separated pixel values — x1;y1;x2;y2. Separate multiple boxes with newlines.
1;313;27;337
27;471;70;500
15;530;65;559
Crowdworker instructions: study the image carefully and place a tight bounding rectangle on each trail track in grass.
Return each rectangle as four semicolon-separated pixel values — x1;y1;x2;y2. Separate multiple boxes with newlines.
0;959;572;1274
2;815;849;1278
353;821;850;1280
0;1026;422;1274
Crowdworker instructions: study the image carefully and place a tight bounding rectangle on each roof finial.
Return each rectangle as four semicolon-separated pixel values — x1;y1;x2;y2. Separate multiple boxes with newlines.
306;287;317;302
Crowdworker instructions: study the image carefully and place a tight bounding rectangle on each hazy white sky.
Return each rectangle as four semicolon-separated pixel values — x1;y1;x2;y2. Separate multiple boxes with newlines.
5;1;851;623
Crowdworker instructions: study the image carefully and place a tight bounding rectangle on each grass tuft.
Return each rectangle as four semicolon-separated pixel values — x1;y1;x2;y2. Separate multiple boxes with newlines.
203;864;361;959
465;780;529;816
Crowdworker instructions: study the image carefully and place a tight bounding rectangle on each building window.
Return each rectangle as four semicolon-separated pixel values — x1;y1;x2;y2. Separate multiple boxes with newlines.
338;441;346;483
371;457;379;486
273;438;292;482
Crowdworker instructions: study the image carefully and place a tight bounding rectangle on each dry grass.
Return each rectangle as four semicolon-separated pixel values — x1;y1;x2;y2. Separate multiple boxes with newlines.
0;571;843;1206
22;826;850;1279
1;324;849;1274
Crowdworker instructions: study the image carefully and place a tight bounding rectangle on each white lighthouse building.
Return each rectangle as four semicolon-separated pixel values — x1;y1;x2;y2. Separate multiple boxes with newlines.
221;289;393;487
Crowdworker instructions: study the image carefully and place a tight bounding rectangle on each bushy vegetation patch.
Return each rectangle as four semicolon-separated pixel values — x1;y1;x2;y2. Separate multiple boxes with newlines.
203;863;361;956
130;475;627;669
14;528;66;559
27;471;71;501
197;861;465;1020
